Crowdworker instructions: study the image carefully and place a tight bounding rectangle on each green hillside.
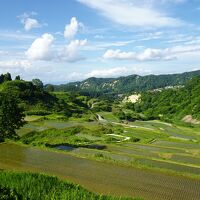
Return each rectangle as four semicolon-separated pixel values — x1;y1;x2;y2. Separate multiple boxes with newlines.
0;74;88;117
54;70;200;95
132;76;200;122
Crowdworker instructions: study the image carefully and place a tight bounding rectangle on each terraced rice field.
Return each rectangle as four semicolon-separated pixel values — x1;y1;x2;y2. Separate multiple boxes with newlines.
0;143;200;200
8;114;200;199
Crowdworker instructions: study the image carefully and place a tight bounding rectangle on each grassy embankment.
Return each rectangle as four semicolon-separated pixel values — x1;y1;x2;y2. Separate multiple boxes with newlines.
0;171;137;200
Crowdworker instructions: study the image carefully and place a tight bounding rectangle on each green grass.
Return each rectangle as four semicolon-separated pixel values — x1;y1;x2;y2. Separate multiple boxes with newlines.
97;112;119;122
20;126;90;147
0;171;136;200
1;143;200;200
16;113;200;179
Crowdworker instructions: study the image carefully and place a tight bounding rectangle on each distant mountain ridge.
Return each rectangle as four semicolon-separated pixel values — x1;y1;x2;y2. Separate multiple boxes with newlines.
54;70;200;94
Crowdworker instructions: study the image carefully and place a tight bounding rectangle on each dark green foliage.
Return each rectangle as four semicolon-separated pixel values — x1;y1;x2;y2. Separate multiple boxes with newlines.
45;84;54;92
0;74;4;84
32;78;43;89
114;110;142;121
0;80;88;117
92;100;112;112
0;80;58;111
0;186;22;200
25;110;52;116
134;76;200;120
129;137;140;142
54;92;89;115
54;70;200;95
0;73;12;84
0;172;134;200
0;93;25;138
20;126;83;146
15;75;21;80
3;73;12;82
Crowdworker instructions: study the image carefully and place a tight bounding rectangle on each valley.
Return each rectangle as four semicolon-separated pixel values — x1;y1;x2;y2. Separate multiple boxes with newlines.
0;73;200;199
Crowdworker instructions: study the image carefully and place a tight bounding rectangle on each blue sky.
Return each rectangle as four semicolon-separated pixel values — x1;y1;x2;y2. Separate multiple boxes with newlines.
0;0;200;83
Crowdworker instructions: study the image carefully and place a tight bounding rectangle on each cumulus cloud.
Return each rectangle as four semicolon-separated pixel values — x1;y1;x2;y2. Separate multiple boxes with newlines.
59;39;87;62
136;48;175;61
26;33;54;61
26;33;87;63
77;0;183;27
103;44;200;61
86;67;130;78
0;60;31;68
18;12;43;31
64;17;84;39
24;18;41;31
103;49;136;60
86;66;151;78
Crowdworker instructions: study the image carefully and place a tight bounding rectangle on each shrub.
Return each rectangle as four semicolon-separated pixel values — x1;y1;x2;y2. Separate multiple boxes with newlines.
0;186;22;200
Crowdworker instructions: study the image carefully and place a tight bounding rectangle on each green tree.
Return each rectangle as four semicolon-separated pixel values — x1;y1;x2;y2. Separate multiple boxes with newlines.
15;75;21;80
32;79;43;89
45;84;54;92
0;93;25;139
3;72;12;81
0;74;4;84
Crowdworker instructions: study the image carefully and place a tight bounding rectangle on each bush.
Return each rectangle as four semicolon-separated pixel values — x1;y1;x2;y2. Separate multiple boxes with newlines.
129;137;140;142
0;186;22;200
0;171;135;200
0;136;5;143
26;110;51;116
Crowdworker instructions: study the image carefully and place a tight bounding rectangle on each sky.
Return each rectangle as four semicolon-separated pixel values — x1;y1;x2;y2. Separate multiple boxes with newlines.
1;0;200;83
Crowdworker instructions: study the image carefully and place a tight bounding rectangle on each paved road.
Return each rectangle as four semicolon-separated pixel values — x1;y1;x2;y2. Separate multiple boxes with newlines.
0;143;200;200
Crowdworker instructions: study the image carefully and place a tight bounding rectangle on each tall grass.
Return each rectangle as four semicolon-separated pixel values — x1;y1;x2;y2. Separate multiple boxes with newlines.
0;171;141;200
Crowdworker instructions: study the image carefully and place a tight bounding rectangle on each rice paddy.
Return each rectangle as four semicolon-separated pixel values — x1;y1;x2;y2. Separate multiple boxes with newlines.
0;143;200;200
1;112;200;199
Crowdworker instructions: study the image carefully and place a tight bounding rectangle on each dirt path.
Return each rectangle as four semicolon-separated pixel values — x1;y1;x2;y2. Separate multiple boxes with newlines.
0;143;200;200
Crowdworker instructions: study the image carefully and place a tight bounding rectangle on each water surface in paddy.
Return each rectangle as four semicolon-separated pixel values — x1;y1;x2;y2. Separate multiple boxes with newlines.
55;145;76;151
0;143;200;200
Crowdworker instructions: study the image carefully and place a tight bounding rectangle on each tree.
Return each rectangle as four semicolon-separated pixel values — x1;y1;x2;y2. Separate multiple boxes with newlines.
45;84;54;92
32;79;43;89
0;93;25;139
3;72;12;82
0;74;4;84
15;75;21;80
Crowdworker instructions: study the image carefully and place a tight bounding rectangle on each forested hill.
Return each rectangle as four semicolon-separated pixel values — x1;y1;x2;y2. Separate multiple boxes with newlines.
54;70;200;95
133;76;200;121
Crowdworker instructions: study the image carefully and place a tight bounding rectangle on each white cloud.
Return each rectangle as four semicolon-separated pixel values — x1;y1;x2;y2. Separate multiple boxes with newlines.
24;18;41;31
136;48;175;61
0;50;9;56
77;0;183;27
18;12;43;31
103;49;136;60
159;0;187;4
86;66;151;78
59;39;87;62
103;44;200;61
0;31;36;41
86;67;129;77
64;17;84;39
0;60;32;69
56;66;152;82
26;33;54;61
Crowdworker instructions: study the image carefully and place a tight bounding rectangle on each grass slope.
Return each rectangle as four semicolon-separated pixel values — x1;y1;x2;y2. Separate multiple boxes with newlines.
0;171;136;200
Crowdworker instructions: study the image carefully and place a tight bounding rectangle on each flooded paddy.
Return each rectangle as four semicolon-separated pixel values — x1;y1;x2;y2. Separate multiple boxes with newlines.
0;143;200;200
